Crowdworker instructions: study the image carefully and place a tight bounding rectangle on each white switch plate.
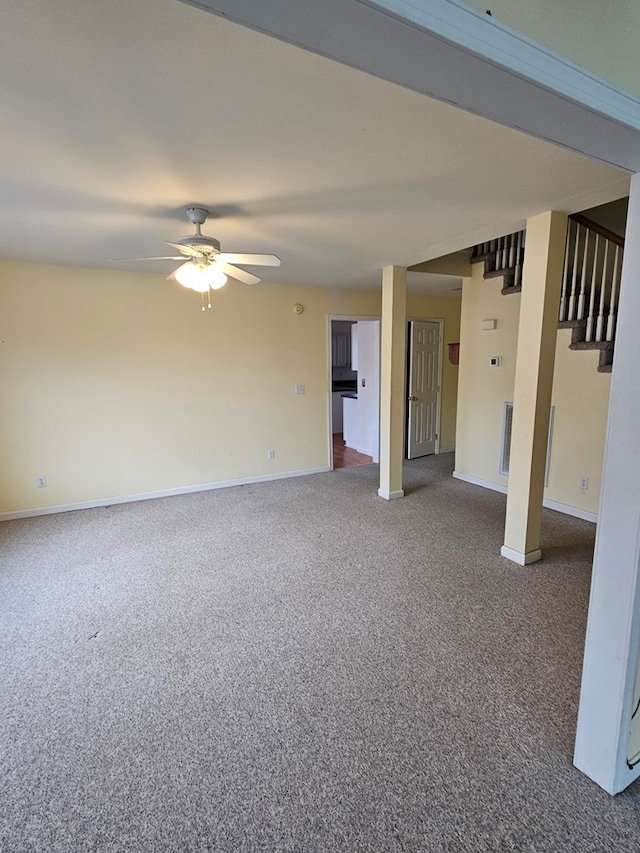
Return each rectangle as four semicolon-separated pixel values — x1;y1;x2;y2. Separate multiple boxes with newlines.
295;384;305;395
267;449;275;460
36;475;47;488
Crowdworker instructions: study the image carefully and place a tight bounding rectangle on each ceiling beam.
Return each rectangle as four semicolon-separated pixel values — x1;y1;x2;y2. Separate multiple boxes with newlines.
179;0;640;172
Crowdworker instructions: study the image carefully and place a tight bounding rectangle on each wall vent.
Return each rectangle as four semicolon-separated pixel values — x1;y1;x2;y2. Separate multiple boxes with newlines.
500;403;513;476
500;402;554;486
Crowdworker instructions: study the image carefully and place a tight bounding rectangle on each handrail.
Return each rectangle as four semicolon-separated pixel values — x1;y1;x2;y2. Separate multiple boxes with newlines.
570;213;625;248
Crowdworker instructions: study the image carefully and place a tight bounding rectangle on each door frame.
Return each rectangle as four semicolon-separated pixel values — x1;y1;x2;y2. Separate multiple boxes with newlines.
406;317;444;458
327;314;379;471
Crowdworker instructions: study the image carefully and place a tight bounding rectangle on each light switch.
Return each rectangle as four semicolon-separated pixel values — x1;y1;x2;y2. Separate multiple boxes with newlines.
295;384;305;395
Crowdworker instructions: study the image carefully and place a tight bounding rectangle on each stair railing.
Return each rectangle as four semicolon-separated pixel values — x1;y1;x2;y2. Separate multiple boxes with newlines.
471;229;526;290
560;214;624;343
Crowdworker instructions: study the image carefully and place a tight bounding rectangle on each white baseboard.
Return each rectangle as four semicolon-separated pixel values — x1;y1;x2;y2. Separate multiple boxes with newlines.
453;471;597;523
500;545;543;566
349;444;375;458
453;471;507;494
542;498;597;524
378;488;405;500
438;446;455;454
0;466;331;521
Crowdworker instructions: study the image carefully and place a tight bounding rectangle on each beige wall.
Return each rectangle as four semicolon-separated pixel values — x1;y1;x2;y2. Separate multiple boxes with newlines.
464;0;640;98
0;262;460;515
455;271;520;487
547;330;611;513
455;262;610;516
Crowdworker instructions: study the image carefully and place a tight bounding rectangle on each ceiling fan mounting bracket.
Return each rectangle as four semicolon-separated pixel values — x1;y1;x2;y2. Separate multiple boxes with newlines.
185;207;209;227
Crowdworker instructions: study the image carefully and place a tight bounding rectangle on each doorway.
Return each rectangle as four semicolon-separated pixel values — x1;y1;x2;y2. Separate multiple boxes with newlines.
406;320;443;459
329;316;378;470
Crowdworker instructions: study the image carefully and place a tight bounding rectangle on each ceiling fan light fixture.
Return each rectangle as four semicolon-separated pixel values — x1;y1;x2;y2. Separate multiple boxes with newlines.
206;266;228;290
175;261;204;290
174;261;228;293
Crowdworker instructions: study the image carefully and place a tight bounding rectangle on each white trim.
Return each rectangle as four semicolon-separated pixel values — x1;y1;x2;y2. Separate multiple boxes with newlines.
453;471;598;523
378;488;405;500
438;446;455;454
351;444;376;458
371;0;640;131
574;173;640;795
453;470;507;494
542;498;597;524
500;544;542;565
0;467;330;522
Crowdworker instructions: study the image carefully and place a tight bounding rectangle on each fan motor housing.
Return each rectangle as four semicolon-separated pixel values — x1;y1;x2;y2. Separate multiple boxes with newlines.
178;235;221;255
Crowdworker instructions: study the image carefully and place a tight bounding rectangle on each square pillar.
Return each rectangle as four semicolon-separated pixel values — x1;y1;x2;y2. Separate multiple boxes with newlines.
378;265;407;500
501;211;567;565
574;173;640;794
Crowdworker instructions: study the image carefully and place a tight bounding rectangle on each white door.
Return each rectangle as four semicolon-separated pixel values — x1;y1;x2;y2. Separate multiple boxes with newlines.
407;320;440;459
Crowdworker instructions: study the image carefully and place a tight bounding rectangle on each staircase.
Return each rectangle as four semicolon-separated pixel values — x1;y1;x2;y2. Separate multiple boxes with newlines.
470;230;525;294
471;215;625;373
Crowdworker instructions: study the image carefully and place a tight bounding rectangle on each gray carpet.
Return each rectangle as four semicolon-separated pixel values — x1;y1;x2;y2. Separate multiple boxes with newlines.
1;454;639;852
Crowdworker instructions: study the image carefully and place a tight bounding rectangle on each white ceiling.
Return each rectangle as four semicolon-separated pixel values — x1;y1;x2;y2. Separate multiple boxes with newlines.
0;0;630;291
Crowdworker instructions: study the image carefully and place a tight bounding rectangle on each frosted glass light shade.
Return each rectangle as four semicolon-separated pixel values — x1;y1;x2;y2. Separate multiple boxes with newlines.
206;267;228;290
175;261;204;289
174;261;228;292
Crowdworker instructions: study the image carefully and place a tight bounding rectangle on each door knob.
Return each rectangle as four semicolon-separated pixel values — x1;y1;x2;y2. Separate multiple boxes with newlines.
408;395;419;401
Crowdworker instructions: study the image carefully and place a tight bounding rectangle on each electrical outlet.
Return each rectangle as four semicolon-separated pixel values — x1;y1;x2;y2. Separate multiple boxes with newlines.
267;449;275;460
295;384;305;395
36;475;47;488
579;476;589;490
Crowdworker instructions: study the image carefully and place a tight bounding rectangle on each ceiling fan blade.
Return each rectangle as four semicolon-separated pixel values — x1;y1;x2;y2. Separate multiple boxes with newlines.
165;241;203;259
110;255;185;261
217;253;281;267
222;264;261;285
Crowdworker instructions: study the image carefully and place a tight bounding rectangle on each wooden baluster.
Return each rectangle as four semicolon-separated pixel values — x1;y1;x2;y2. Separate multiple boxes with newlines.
568;223;581;321
595;239;609;342
514;230;523;288
585;234;599;342
501;235;508;270
508;232;515;269
559;219;573;321
577;228;589;320
606;245;621;341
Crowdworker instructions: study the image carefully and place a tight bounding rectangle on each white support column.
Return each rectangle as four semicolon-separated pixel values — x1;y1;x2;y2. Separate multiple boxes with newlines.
378;265;407;500
574;173;640;795
501;211;567;565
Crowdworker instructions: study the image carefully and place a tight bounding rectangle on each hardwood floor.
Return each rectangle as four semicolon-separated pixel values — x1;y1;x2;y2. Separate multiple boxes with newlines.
332;433;373;469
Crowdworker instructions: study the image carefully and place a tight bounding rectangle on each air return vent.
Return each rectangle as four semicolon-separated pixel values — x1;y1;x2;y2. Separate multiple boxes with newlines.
500;402;554;486
500;403;514;476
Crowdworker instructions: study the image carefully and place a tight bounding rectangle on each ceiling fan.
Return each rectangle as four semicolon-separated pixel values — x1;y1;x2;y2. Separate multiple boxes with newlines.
113;207;280;306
